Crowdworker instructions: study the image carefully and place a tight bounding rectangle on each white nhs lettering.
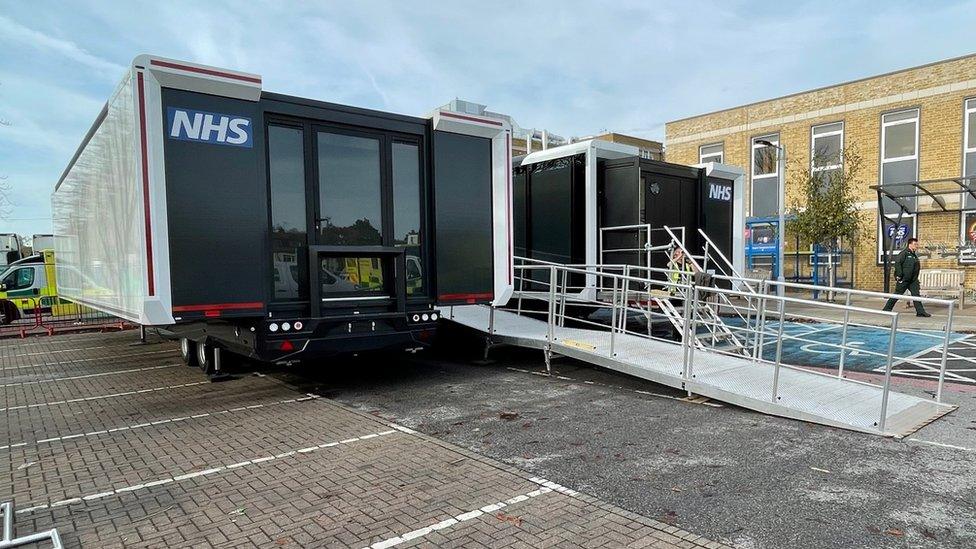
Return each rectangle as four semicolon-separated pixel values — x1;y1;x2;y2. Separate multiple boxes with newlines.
167;107;252;148
709;183;732;201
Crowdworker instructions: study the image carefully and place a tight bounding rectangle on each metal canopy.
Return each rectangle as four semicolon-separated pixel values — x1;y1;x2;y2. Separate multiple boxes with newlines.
871;175;976;292
870;175;976;215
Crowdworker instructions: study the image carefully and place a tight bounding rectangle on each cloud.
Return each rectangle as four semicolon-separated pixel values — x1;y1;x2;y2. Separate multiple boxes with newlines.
0;15;125;81
2;0;976;238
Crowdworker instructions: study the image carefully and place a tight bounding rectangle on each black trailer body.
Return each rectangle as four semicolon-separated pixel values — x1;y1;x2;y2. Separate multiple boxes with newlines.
513;140;744;297
53;56;514;367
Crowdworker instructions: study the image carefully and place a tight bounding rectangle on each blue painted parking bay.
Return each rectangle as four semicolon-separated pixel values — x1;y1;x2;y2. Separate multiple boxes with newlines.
725;318;968;374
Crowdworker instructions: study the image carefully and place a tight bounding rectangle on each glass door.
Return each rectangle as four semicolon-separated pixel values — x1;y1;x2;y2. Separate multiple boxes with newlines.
312;128;393;307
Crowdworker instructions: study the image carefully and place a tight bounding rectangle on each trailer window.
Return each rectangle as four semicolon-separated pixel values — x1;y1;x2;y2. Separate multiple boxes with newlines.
392;142;424;295
317;132;383;246
319;256;387;296
268;125;308;301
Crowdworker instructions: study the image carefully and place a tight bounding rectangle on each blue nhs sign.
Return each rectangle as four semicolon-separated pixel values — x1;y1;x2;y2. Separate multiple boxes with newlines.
167;107;252;148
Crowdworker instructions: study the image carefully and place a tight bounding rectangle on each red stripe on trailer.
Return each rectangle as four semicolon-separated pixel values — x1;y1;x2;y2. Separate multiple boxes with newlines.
149;59;262;84
439;292;494;304
440;111;504;127
506;132;512;285
137;72;155;296
173;302;265;312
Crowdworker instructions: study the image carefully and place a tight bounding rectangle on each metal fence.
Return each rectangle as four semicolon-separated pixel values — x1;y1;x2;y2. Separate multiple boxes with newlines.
0;296;128;339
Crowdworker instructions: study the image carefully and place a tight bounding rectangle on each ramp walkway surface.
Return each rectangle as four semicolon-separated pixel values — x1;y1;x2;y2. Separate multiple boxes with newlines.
448;305;955;437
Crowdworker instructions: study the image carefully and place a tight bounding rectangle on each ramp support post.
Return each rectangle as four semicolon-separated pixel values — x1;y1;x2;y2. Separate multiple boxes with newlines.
544;266;557;376
837;292;852;378
681;283;693;381
771;301;786;402
610;276;619;357
936;302;954;403
755;283;769;362
878;315;899;433
687;284;699;393
482;306;496;361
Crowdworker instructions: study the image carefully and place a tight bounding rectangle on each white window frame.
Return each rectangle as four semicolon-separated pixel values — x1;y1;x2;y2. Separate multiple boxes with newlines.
959;98;976;263
750;134;779;217
878;109;920;264
810;121;844;174
699;142;724;164
880;108;919;165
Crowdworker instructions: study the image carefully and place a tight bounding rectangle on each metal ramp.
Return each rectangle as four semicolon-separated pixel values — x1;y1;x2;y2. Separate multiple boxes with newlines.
450;305;953;437
456;230;958;437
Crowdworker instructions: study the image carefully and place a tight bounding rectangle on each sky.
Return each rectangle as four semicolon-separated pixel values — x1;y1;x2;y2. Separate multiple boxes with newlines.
1;0;975;241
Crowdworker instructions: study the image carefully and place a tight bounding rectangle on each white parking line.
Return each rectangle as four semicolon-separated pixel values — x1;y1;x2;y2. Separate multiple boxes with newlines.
907;438;975;452
15;428;399;515
6;345;110;358
0;381;209;413
0;364;179;388
1;349;179;372
362;484;556;549
0;394;322;451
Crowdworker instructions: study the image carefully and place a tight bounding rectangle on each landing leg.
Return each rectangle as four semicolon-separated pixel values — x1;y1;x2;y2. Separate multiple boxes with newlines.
543;345;552;376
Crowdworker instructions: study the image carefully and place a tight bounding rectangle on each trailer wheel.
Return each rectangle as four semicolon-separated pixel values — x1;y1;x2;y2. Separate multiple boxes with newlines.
196;340;216;376
180;338;198;367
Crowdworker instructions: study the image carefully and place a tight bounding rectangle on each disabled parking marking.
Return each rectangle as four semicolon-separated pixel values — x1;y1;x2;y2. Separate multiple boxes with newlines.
799;340;867;355
15;427;400;516
0;393;322;452
0;380;210;413
0;363;180;388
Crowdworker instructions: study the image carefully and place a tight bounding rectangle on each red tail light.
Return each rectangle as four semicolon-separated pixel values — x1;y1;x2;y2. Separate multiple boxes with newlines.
280;340;294;351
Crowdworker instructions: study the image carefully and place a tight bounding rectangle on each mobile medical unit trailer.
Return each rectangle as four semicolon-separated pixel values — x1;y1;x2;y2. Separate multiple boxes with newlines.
512;139;744;298
53;55;513;375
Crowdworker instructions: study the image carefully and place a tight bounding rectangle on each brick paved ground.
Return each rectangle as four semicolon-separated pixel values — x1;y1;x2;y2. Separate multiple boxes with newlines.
1;331;727;548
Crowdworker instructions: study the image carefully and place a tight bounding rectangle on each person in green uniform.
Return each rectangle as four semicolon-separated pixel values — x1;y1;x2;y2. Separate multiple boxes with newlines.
882;237;930;317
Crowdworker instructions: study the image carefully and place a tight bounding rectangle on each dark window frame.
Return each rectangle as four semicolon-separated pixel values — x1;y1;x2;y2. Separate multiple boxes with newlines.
263;113;431;310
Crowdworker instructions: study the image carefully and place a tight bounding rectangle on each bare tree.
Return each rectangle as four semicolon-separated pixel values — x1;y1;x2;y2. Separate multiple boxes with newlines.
0;175;11;220
0;82;10;221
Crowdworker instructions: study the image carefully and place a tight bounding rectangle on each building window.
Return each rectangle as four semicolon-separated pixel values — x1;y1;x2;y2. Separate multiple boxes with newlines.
878;108;920;263
699;143;724;164
960;99;976;262
811;122;843;181
751;134;780;218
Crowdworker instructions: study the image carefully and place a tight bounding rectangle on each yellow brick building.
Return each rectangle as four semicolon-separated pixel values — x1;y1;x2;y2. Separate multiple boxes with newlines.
665;53;976;291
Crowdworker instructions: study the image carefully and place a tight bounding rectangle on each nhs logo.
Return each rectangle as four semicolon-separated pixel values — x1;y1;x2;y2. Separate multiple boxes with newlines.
167;107;252;148
708;183;732;202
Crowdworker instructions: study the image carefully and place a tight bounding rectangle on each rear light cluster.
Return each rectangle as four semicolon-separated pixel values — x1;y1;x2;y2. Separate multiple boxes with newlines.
410;313;438;323
269;321;303;333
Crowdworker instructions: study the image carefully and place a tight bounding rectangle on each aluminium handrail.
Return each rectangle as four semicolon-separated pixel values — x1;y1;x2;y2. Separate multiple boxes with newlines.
508;261;915;433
